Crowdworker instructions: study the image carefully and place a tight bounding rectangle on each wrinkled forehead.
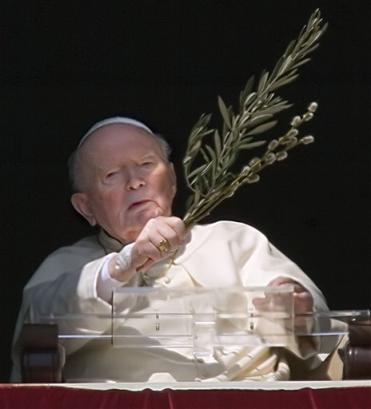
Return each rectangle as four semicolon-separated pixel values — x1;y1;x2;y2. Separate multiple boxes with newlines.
79;123;165;166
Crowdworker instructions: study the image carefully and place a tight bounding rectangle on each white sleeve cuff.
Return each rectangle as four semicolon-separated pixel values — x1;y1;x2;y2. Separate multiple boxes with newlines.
97;253;126;303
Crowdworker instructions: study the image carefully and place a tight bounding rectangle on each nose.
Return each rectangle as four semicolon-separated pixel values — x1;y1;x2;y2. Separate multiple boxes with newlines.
126;169;145;191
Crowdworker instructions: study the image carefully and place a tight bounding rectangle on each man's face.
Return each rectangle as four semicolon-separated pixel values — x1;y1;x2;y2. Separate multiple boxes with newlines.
72;124;176;243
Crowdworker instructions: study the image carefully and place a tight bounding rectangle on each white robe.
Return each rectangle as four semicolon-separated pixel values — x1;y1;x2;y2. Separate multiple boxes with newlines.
11;221;333;382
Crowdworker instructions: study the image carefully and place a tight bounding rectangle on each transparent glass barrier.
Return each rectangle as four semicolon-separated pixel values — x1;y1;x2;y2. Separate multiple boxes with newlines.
34;286;370;357
111;285;295;355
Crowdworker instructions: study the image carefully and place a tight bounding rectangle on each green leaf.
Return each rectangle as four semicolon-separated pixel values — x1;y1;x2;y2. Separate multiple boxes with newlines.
200;147;210;163
257;71;269;93
187;164;207;180
237;135;254;144
300;43;320;58
222;121;229;137
218;96;231;129
243;92;256;107
188;140;202;154
271;55;287;80
244;75;255;93
197;172;211;192
249;113;274;126
185;195;194;210
246;120;278;136
277;55;293;77
196;113;212;127
290;58;311;70
239;140;266;150
193;189;201;205
263;103;292;115
198;128;215;138
201;160;214;177
270;74;299;91
283;39;296;57
213;130;222;156
205;144;217;162
239;75;255;106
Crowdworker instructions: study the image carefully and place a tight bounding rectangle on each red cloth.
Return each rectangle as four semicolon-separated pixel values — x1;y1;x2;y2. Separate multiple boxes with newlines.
1;385;371;409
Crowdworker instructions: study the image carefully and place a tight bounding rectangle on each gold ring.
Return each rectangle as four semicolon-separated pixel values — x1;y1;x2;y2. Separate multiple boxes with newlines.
157;239;171;253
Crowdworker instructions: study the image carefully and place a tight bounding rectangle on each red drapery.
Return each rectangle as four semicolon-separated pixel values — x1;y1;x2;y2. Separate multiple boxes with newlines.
1;385;371;409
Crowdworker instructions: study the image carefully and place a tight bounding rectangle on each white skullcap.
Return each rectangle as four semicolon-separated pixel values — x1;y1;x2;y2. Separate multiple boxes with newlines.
78;116;154;148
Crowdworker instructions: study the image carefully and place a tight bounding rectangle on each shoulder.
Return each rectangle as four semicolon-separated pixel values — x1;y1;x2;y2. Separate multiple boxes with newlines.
192;220;267;242
43;235;103;263
49;235;102;256
176;220;267;262
25;235;104;289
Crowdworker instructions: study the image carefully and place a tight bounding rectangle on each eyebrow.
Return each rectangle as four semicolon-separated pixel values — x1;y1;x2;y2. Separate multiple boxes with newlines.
141;153;159;160
94;151;162;173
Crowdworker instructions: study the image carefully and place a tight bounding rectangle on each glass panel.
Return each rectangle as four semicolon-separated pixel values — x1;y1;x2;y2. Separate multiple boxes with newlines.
31;287;370;357
111;285;295;354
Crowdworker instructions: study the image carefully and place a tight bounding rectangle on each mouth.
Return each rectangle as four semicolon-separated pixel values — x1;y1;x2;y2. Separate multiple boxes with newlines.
129;200;152;210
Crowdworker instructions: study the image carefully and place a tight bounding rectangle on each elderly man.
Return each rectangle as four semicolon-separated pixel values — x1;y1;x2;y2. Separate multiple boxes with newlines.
11;117;332;382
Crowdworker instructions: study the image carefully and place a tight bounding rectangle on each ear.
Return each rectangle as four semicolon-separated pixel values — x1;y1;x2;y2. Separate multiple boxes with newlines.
71;193;97;226
169;162;177;198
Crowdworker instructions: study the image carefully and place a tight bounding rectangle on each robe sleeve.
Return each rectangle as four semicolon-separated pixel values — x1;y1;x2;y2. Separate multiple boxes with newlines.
10;238;134;381
231;223;339;367
179;221;338;369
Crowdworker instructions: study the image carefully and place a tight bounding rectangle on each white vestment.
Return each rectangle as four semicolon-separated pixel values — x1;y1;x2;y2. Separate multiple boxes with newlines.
11;221;333;382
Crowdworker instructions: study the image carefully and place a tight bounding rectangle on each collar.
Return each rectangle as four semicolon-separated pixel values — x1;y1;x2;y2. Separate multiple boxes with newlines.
98;229;126;253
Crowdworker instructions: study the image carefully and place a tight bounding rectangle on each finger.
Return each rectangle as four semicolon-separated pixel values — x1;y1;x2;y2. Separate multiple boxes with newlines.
139;218;174;246
268;276;295;287
141;216;187;243
294;291;312;300
268;277;307;294
143;217;186;252
150;223;182;249
132;253;148;268
159;216;187;240
136;258;155;272
252;297;270;312
132;240;162;267
294;292;313;313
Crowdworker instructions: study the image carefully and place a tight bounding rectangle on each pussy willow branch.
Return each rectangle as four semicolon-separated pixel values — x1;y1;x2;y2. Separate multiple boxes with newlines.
184;104;318;226
182;9;327;227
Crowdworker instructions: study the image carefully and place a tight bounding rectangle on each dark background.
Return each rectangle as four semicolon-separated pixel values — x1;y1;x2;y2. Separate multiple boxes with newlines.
1;1;370;381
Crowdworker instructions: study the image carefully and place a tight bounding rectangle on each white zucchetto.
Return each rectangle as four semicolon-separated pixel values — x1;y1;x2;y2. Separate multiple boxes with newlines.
78;116;154;147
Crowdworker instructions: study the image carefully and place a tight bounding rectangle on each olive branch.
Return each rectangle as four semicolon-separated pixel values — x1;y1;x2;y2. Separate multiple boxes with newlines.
182;9;327;227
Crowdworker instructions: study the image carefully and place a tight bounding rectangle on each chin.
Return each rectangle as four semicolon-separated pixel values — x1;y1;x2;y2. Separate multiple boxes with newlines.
126;209;160;233
143;206;165;220
120;207;170;241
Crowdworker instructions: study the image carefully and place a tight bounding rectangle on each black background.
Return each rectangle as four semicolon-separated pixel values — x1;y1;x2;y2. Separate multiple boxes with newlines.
1;0;370;381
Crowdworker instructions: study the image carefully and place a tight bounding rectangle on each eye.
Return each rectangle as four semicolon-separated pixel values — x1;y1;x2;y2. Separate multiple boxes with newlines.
103;171;119;183
141;161;154;167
